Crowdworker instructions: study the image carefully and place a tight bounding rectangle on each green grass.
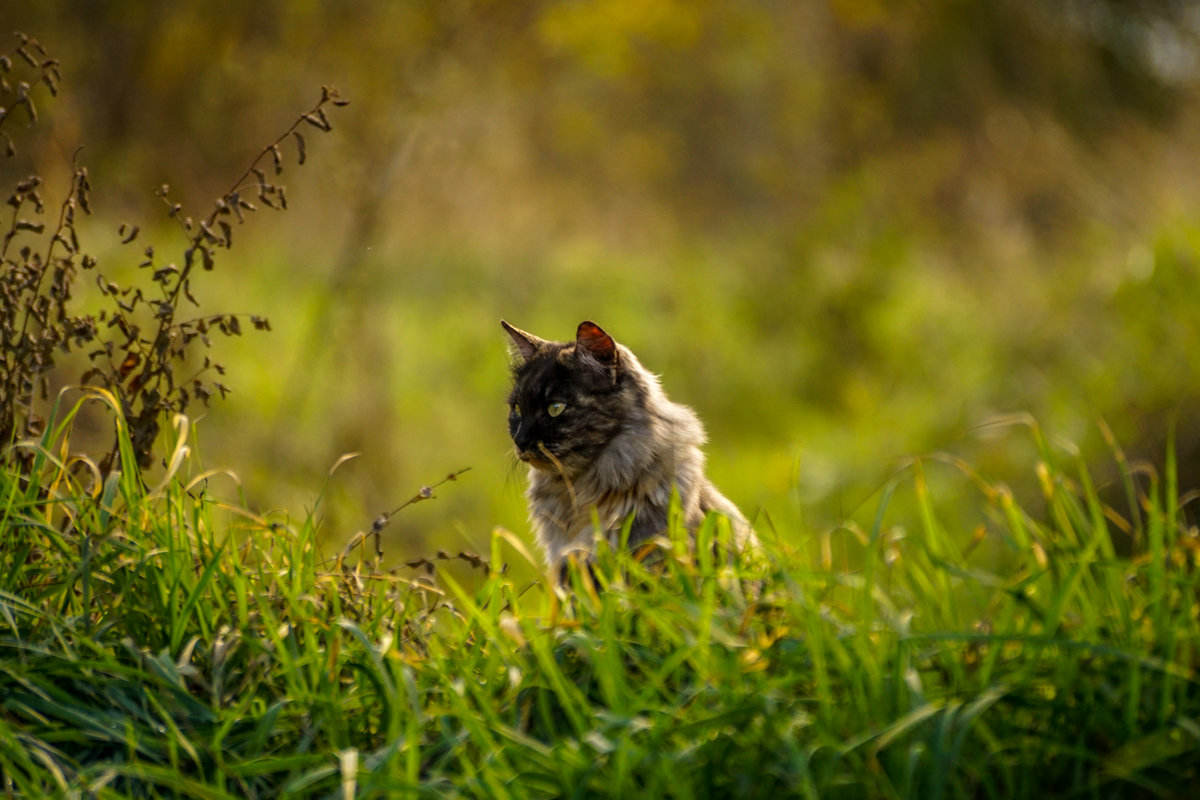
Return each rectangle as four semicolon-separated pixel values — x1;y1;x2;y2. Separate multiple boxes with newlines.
2;394;1198;798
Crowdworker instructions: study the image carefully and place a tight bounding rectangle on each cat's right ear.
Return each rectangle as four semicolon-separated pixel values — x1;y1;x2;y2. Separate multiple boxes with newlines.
501;320;546;362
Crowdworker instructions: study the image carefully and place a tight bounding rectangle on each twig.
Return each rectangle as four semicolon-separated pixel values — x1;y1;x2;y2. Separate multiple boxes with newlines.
343;467;473;561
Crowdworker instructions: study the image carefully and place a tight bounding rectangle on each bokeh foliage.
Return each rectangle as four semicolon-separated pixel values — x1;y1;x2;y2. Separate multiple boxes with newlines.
6;0;1200;556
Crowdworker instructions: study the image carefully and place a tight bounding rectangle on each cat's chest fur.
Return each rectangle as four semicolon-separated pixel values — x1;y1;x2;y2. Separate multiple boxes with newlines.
525;405;707;564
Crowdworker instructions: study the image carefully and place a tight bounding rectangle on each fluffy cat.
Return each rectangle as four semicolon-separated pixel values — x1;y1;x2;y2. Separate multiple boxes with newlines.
501;319;751;569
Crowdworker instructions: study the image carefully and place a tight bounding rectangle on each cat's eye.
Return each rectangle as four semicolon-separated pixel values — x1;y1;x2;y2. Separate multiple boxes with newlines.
512;404;521;417
547;401;566;417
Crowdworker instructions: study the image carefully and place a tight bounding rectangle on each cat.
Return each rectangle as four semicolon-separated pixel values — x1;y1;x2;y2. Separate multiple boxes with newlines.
501;319;752;570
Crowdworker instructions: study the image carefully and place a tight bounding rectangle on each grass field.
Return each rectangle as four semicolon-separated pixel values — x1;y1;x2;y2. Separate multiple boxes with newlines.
1;393;1197;798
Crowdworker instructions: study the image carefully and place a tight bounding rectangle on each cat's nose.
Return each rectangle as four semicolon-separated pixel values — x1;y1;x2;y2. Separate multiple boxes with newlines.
514;424;538;452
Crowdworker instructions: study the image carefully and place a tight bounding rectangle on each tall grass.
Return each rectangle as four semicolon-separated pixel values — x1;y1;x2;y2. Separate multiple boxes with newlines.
1;395;1197;798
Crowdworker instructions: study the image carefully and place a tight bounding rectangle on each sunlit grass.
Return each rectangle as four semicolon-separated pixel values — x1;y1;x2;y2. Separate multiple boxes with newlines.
1;395;1198;797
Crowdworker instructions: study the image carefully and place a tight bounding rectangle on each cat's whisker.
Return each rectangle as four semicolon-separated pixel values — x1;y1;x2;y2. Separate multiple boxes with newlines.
503;454;527;490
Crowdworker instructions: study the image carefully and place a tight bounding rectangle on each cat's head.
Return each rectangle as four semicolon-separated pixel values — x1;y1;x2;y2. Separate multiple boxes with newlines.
501;320;639;475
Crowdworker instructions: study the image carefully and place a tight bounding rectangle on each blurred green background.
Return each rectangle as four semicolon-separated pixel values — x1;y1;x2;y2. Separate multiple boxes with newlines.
8;0;1200;562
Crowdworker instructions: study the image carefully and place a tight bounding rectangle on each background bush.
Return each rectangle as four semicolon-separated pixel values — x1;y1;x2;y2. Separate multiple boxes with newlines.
6;0;1200;562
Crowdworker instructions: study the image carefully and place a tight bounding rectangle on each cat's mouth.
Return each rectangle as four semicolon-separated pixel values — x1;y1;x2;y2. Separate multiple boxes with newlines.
517;443;567;473
517;449;553;469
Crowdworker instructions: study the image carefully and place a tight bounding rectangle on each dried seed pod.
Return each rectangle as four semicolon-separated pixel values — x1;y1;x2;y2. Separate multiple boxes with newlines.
293;130;307;165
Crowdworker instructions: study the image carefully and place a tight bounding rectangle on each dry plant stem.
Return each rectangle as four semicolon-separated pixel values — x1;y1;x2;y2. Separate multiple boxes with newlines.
1;144;90;440
0;179;42;260
14;166;87;340
537;442;578;512
4;32;350;472
156;88;346;315
136;89;348;396
0;33;61;157
103;87;347;469
360;467;473;557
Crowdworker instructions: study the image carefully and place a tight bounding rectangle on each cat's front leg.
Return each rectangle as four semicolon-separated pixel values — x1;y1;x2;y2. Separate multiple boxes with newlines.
621;504;670;552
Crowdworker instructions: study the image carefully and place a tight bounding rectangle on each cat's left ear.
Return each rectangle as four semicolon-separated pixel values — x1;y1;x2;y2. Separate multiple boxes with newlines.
501;320;547;362
576;320;619;379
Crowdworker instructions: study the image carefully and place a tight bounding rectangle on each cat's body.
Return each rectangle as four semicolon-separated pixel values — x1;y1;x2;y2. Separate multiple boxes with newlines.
502;320;751;568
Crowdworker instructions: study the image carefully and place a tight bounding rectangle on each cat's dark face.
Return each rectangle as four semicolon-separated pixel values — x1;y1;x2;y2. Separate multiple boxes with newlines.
502;321;638;474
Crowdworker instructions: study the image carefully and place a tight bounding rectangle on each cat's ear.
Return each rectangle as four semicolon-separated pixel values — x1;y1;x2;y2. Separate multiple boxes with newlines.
575;321;619;375
501;320;547;362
